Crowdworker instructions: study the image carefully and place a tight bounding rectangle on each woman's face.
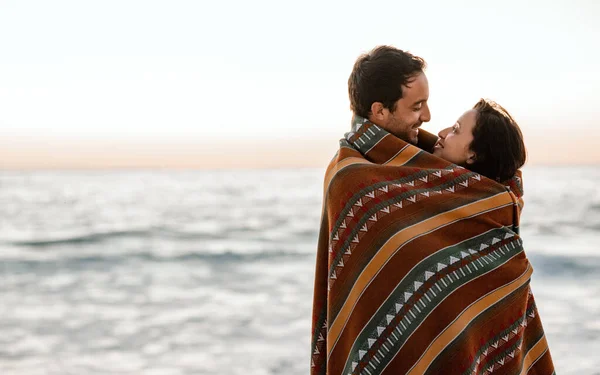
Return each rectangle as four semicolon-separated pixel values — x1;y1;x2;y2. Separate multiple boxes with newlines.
433;109;477;166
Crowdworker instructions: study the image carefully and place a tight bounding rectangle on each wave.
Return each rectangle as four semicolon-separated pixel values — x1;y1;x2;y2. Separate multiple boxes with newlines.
588;202;600;212
0;248;311;270
5;227;318;249
5;228;226;247
527;252;600;278
8;230;151;247
524;221;600;235
144;249;310;263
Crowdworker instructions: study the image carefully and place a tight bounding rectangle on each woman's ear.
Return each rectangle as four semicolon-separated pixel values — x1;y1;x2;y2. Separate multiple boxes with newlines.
466;151;477;165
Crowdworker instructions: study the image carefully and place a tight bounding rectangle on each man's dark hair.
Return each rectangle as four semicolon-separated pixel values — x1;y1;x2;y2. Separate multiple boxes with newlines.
469;99;527;182
348;46;426;118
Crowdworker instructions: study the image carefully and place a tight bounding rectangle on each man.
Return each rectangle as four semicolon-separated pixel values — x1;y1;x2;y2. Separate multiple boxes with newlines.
347;46;435;148
310;46;554;375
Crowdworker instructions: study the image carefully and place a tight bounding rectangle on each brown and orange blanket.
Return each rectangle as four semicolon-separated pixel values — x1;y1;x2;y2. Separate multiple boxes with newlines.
311;117;555;375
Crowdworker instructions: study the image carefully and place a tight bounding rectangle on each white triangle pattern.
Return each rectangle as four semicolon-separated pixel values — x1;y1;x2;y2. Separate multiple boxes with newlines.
467;314;539;375
328;170;483;284
359;350;367;359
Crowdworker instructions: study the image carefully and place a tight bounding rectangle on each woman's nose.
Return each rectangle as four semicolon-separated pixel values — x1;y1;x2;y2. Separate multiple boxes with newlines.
438;127;450;138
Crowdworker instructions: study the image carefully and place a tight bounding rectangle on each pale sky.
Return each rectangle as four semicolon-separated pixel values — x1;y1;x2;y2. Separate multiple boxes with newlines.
0;0;599;168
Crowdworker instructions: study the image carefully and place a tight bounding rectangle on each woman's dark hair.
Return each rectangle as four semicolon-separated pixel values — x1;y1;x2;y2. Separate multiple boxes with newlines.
469;99;527;182
348;46;426;118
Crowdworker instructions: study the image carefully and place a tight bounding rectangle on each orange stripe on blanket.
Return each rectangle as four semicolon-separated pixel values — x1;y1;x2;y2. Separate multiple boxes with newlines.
519;334;549;375
323;157;372;197
385;145;420;166
326;192;515;356
405;265;534;375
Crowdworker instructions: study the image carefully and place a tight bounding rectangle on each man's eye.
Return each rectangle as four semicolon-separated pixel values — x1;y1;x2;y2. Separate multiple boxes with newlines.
412;106;422;112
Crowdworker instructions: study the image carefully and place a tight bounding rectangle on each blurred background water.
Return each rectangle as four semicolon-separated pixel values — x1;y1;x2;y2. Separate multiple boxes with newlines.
0;166;598;375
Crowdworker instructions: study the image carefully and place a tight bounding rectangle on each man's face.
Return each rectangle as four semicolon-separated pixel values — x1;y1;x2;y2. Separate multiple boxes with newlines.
370;72;431;144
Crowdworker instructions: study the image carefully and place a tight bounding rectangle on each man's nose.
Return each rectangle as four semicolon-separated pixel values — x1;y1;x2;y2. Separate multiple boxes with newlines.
420;103;431;123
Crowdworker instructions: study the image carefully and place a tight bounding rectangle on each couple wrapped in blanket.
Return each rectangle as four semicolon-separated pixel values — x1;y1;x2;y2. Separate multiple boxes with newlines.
310;46;555;375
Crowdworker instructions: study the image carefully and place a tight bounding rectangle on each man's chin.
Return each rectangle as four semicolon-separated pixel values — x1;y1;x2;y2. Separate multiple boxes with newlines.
409;128;421;144
390;129;418;144
408;131;419;145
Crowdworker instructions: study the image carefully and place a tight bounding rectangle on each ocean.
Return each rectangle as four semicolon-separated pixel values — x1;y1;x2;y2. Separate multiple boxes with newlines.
0;167;598;374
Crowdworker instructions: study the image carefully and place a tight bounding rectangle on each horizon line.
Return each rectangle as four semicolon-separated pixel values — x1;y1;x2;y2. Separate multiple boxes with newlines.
0;132;598;169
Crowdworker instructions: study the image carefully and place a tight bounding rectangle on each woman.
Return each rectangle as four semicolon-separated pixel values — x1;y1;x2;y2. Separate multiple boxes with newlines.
312;98;554;375
433;99;526;183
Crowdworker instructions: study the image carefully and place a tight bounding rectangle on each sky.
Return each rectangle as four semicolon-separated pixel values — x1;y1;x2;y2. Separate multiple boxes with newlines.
0;0;599;168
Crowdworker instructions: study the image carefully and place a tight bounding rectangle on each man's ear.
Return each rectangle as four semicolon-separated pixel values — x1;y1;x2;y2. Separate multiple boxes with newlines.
368;102;389;125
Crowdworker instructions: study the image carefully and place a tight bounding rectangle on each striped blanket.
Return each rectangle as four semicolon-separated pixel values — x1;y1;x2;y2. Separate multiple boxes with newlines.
310;117;555;375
